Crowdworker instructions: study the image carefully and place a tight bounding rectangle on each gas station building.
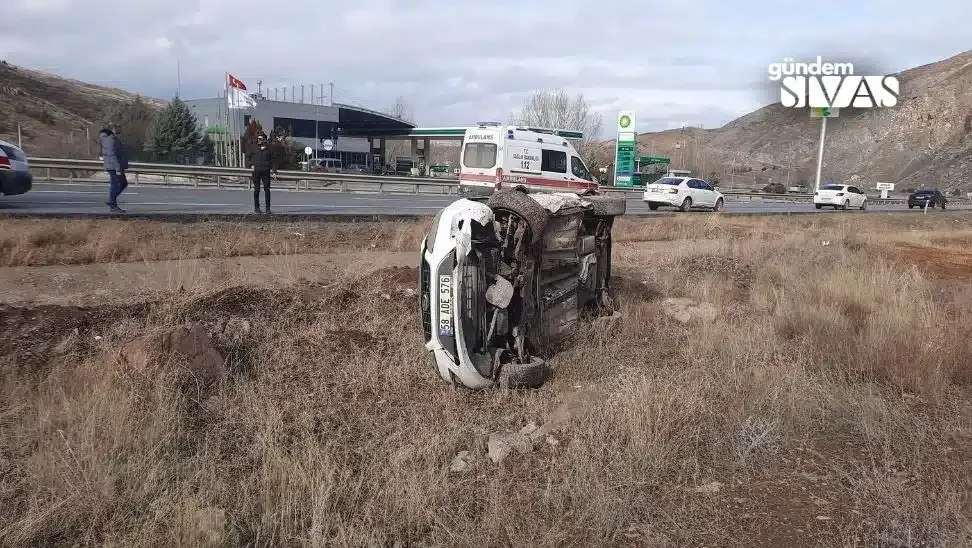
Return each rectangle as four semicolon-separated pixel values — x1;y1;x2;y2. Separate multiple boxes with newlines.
184;94;468;173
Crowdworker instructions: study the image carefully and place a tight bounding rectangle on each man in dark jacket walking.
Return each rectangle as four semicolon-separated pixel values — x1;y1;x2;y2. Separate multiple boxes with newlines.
245;132;277;214
99;128;129;212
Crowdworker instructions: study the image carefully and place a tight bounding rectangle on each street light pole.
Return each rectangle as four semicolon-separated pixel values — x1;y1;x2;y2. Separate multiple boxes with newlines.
813;116;828;192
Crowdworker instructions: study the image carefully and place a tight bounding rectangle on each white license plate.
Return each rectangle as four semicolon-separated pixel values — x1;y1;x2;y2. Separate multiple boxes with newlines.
438;275;453;337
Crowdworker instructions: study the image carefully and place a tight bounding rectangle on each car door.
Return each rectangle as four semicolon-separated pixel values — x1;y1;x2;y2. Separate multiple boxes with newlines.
687;179;710;206
697;180;717;206
849;186;864;207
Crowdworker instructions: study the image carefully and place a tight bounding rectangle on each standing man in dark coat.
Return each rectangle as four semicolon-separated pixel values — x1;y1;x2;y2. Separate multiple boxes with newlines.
245;132;276;214
99;128;129;212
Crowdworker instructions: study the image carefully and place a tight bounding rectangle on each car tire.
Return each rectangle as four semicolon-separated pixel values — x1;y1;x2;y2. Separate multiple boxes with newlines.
815;204;823;209
941;201;946;210
712;198;724;212
843;200;850;210
498;357;547;389
487;189;549;245
860;200;867;211
679;197;693;212
908;204;914;209
648;203;659;211
586;195;627;216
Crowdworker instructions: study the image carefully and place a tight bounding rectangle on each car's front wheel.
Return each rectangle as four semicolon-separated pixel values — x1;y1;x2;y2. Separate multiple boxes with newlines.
941;201;947;210
860;199;867;211
712;198;724;212
679;197;693;212
842;200;850;210
815;204;822;210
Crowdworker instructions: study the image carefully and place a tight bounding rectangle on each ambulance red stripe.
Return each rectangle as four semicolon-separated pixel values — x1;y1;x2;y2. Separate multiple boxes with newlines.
459;173;598;191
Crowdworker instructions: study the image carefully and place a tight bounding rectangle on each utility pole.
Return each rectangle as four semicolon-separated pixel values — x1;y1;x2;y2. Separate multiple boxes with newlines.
257;80;262;95
329;82;334;106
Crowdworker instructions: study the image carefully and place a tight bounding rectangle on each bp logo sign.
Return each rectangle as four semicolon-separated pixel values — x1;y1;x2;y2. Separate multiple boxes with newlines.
619;115;631;129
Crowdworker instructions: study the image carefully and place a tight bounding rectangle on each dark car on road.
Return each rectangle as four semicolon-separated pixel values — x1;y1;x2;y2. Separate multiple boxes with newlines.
908;189;947;209
0;140;32;196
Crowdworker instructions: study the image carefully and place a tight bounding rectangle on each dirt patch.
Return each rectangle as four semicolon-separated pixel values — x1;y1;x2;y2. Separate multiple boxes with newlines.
0;302;148;372
890;243;972;280
0;251;414;308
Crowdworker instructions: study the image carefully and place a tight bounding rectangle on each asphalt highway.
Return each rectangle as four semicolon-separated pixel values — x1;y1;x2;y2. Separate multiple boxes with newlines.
0;182;943;217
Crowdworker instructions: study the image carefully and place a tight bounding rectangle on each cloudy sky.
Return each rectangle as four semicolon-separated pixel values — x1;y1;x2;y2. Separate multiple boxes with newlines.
2;0;970;135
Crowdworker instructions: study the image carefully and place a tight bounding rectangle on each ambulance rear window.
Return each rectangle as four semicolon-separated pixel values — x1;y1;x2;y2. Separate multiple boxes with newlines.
463;143;496;169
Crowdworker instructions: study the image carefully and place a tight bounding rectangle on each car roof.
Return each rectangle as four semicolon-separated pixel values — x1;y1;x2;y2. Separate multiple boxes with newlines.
0;139;24;152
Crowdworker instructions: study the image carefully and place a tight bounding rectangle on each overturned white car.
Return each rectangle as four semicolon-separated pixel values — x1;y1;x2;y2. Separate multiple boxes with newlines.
419;189;625;389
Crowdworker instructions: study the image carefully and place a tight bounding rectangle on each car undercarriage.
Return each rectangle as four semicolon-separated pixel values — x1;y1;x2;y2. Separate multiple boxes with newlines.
420;189;625;389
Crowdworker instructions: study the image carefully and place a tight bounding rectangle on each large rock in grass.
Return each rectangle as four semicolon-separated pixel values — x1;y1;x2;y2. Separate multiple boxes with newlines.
118;323;225;385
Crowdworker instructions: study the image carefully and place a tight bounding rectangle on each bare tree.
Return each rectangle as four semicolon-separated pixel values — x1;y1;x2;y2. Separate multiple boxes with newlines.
510;90;603;163
383;97;416;168
386;96;415;124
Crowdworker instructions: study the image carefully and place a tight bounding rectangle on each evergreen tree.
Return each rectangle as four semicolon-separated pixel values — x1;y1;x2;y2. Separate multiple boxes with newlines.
144;98;206;164
103;95;156;162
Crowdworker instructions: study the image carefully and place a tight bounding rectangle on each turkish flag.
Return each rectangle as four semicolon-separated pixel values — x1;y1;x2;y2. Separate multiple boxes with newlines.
227;74;247;90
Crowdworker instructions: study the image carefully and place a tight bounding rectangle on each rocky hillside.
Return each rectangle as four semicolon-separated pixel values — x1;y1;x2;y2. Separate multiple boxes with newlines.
601;50;972;193
0;62;164;158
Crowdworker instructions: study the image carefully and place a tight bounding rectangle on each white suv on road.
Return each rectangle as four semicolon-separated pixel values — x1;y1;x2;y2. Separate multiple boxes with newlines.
0;140;32;196
643;176;724;212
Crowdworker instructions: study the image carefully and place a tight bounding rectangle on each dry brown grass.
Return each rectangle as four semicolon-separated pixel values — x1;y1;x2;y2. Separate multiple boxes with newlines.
0;218;428;267
1;213;970;546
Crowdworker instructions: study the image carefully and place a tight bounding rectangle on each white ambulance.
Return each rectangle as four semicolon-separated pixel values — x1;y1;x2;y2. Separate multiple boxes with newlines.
458;123;598;196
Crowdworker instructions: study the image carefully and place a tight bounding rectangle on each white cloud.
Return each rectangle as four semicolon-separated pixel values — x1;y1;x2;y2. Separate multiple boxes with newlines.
0;0;969;134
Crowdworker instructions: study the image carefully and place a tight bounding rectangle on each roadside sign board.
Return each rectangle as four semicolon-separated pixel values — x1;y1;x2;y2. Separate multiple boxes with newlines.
303;146;312;156
810;107;839;118
876;181;894;199
639;156;670;165
614;110;637;187
322;139;334;151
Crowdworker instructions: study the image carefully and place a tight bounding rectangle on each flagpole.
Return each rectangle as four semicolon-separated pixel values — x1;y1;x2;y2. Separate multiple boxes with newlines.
216;88;222;166
219;90;227;167
224;72;231;167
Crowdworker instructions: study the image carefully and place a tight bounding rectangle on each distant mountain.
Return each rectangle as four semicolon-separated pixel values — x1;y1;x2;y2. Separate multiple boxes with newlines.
0;62;164;157
598;50;972;193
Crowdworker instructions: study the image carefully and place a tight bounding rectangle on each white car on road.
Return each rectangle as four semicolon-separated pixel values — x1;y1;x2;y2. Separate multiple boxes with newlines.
813;184;867;210
642;176;724;212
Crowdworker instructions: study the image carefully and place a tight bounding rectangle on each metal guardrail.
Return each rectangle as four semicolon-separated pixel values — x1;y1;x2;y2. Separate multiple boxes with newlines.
28;158;461;196
25;158;972;207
